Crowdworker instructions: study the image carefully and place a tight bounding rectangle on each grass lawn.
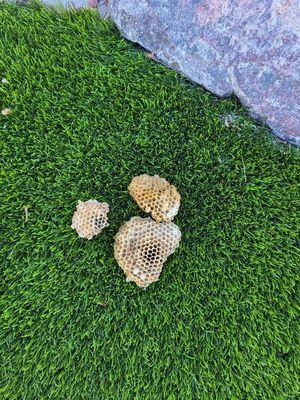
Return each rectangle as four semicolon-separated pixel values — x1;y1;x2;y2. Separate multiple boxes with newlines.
0;3;299;399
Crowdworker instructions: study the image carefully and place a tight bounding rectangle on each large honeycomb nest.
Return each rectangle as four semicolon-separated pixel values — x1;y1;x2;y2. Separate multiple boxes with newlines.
114;217;181;287
71;200;109;239
128;175;181;222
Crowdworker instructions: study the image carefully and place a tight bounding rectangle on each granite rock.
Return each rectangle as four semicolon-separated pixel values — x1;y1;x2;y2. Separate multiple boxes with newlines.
106;0;300;145
41;0;99;8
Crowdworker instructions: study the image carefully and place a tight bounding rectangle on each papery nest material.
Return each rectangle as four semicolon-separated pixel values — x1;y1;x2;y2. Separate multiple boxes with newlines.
128;174;181;222
71;200;109;239
114;216;181;287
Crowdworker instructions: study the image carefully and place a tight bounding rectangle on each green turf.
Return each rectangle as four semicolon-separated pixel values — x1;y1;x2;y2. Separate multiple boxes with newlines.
0;3;299;399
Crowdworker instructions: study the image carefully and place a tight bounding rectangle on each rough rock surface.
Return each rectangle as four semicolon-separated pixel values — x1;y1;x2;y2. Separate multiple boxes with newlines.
106;0;300;145
41;0;100;8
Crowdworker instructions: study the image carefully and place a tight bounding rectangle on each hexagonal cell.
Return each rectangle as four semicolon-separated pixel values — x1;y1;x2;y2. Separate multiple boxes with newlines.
128;175;181;222
71;200;109;239
114;216;181;288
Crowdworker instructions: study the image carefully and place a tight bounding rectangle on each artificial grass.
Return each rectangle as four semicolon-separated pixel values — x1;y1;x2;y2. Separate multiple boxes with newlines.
0;3;299;399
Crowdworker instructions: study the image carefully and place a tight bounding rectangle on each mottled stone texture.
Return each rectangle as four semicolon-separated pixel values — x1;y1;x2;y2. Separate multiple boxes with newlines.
107;0;300;145
41;0;99;8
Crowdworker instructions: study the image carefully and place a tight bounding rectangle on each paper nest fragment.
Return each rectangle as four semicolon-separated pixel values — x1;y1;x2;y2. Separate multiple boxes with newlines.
114;216;181;287
128;174;181;222
71;200;109;239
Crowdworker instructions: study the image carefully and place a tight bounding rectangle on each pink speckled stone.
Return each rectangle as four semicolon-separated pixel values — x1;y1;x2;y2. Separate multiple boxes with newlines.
107;0;300;145
88;0;99;8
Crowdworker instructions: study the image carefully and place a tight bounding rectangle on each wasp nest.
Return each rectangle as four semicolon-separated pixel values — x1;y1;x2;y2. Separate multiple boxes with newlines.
71;200;109;239
114;217;181;287
128;174;181;222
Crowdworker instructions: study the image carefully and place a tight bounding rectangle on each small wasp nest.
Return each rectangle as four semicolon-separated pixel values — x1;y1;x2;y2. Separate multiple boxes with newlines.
71;200;109;239
114;217;181;288
128;174;181;222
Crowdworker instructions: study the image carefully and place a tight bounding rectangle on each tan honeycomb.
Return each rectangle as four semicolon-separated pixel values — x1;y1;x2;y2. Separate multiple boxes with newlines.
114;217;181;288
71;200;109;239
128;174;181;222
